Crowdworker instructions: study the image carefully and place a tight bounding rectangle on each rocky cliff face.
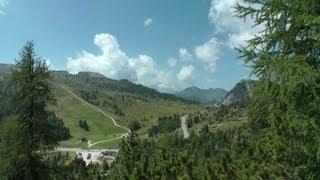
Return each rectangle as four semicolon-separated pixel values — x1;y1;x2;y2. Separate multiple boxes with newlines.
223;80;257;106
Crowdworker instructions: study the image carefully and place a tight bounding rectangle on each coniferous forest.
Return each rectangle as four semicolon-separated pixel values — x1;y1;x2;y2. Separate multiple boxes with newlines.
0;0;320;179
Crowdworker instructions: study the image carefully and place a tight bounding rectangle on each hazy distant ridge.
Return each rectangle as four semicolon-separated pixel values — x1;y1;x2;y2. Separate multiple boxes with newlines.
175;86;228;104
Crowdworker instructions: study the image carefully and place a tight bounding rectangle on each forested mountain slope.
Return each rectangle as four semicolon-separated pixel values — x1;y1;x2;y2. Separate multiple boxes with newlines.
51;71;183;101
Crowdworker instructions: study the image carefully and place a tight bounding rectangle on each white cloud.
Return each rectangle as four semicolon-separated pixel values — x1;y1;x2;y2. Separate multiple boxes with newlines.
208;0;260;48
177;64;196;84
0;10;5;15
129;54;161;88
191;0;260;73
67;33;183;92
144;18;153;27
0;0;9;7
167;58;177;67
195;37;220;72
0;0;9;15
155;70;180;92
179;48;192;61
45;58;54;70
67;33;137;82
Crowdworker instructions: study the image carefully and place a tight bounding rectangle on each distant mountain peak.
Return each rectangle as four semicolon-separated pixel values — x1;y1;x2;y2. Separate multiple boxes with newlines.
175;86;228;105
78;71;105;78
0;63;14;70
186;86;200;90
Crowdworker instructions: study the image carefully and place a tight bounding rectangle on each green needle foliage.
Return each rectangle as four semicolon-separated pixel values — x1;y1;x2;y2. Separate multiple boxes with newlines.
0;42;56;179
235;0;320;178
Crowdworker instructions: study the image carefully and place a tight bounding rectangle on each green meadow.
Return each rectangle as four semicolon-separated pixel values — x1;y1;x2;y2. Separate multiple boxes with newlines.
52;85;127;148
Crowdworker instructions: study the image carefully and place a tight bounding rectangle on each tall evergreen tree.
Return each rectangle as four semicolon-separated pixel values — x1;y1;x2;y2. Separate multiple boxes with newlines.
111;132;142;179
236;0;320;178
0;41;55;179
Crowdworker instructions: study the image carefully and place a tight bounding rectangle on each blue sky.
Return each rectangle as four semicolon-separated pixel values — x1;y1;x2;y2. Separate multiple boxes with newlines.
0;0;257;92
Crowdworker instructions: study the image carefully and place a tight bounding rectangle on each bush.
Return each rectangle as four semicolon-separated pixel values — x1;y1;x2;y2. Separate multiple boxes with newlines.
128;121;141;131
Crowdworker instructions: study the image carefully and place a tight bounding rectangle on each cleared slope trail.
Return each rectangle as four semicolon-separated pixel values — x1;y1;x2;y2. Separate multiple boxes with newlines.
59;85;130;148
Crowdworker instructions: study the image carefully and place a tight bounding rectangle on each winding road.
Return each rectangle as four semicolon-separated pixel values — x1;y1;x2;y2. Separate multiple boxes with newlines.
60;85;130;148
181;115;189;139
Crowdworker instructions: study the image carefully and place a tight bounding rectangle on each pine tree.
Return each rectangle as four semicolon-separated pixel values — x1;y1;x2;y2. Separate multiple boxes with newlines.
111;132;142;179
79;120;90;131
83;120;89;131
0;41;55;179
236;0;320;178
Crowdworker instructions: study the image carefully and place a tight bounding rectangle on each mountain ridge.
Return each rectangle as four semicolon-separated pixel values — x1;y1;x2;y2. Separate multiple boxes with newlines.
175;86;228;104
0;63;196;103
50;70;185;102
